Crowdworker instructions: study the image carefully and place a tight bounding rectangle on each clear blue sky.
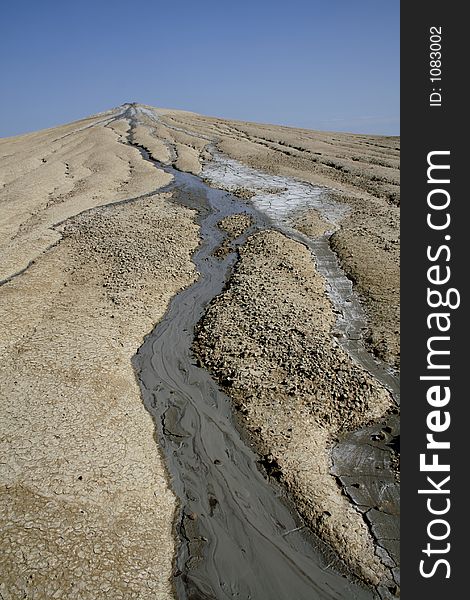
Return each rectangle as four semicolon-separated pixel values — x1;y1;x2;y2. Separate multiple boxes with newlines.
0;0;399;137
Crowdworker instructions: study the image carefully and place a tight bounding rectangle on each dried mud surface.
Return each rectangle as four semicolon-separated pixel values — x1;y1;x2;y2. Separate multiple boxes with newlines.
0;110;199;599
91;106;399;369
149;107;400;589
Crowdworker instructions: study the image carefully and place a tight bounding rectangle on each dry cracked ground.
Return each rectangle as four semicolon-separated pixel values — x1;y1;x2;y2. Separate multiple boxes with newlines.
0;104;399;598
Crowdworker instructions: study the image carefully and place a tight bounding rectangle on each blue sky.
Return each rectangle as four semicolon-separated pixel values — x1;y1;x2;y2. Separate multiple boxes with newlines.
0;0;399;137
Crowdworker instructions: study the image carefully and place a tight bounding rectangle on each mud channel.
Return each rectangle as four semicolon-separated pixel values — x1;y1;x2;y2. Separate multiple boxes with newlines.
125;110;398;599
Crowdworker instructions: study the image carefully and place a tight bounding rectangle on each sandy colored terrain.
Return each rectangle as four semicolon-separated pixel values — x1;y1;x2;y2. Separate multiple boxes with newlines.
0;110;200;598
129;109;207;176
0;112;171;284
136;105;400;587
329;193;399;368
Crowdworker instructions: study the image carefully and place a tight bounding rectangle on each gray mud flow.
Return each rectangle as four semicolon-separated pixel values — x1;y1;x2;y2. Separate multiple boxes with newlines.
131;155;374;597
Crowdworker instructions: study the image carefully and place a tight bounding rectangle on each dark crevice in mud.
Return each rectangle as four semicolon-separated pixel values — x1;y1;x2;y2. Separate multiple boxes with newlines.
123;108;376;600
258;453;284;481
0;247;58;287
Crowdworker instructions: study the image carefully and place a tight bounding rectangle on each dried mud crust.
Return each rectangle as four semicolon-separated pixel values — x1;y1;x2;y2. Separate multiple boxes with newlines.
160;112;400;206
1;104;399;598
194;229;393;587
0;113;170;284
130;110;208;176
0;192;200;599
122;105;399;369
292;208;333;238
218;213;254;239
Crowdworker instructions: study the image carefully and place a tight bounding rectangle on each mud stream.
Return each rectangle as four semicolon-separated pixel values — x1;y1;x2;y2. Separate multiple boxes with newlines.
123;107;399;598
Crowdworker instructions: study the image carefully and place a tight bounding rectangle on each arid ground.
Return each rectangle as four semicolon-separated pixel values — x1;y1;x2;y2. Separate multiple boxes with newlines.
0;104;399;599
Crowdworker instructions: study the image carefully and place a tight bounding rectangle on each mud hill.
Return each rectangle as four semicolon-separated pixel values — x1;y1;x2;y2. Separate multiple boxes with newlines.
0;104;399;599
